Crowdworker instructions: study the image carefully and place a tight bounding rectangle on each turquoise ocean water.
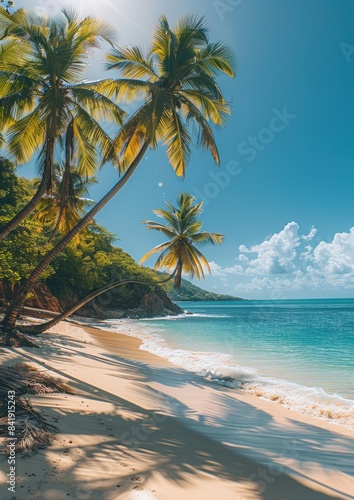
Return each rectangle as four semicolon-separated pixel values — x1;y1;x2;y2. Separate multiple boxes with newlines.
104;299;354;428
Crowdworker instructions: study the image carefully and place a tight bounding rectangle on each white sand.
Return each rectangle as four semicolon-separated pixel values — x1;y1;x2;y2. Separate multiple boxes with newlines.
1;321;354;500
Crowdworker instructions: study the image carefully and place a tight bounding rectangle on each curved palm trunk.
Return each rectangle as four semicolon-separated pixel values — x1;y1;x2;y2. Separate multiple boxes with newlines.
1;142;149;333
21;273;175;335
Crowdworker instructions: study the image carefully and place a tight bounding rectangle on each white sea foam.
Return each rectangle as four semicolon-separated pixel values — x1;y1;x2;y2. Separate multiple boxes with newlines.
102;318;354;429
142;312;233;320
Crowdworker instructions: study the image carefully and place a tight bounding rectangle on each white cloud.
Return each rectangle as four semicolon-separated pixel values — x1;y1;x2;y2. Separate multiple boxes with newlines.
302;226;318;241
224;265;244;275
208;261;226;276
238;221;301;275
209;261;243;276
300;245;314;261
311;227;354;274
209;224;354;294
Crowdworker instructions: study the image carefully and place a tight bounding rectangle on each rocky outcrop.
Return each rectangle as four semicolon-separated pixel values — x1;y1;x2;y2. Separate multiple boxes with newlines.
76;284;183;319
0;281;182;320
0;281;62;313
24;283;63;313
121;287;182;318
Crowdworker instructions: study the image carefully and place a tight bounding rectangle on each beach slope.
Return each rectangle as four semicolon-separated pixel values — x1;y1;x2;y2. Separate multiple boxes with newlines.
1;321;353;500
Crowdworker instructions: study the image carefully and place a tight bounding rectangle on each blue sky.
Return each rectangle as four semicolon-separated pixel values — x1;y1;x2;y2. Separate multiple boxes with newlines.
16;0;354;299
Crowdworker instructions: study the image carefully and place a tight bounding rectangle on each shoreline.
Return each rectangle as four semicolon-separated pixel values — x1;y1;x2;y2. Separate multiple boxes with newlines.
0;320;354;499
96;314;354;431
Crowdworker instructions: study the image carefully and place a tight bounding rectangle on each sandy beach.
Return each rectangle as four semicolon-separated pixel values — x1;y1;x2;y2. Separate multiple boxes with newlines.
1;320;354;500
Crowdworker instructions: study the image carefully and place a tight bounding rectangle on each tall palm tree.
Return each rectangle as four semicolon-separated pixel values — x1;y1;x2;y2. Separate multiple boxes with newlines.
108;14;234;175
0;7;125;242
140;193;223;287
32;163;96;242
1;14;234;333
22;193;222;335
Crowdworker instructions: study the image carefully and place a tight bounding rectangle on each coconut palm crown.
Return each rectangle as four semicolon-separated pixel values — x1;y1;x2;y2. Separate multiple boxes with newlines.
107;14;235;175
0;7;125;241
140;193;223;288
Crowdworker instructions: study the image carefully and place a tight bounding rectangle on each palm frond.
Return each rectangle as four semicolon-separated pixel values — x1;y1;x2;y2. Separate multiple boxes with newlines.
196;41;236;78
70;84;126;125
151;15;176;78
179;88;231;126
139;241;171;264
99;78;153;103
152;208;180;233
163;104;191;176
107;45;157;80
190;232;224;245
71;117;100;177
7;108;46;163
140;220;177;239
0;37;32;70
64;10;116;47
175;14;208;49
181;74;223;100
180;95;220;164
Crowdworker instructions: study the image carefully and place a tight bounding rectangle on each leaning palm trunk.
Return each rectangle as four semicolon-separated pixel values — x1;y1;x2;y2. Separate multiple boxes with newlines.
22;272;175;335
1;143;149;333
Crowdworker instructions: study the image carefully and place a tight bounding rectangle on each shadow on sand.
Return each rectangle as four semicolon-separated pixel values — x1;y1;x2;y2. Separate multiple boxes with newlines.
0;326;353;500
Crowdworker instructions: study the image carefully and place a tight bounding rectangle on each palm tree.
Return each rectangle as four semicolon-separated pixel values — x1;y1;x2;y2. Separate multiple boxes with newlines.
21;193;222;335
140;193;223;287
108;14;234;175
32;163;96;242
1;14;234;334
0;7;125;242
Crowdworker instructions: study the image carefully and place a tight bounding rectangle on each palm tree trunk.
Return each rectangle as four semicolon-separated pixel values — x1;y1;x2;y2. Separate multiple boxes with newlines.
21;273;175;335
1;142;149;333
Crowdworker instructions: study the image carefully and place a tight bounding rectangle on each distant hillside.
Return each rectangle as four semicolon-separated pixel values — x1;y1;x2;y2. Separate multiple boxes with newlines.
160;275;243;302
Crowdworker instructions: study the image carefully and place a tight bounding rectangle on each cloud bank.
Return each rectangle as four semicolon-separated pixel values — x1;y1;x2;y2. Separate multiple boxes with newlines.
209;223;354;294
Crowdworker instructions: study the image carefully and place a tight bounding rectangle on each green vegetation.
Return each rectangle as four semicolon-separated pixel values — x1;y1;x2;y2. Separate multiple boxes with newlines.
23;192;226;333
0;8;235;338
0;160;152;304
1;166;236;336
0;159;54;284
